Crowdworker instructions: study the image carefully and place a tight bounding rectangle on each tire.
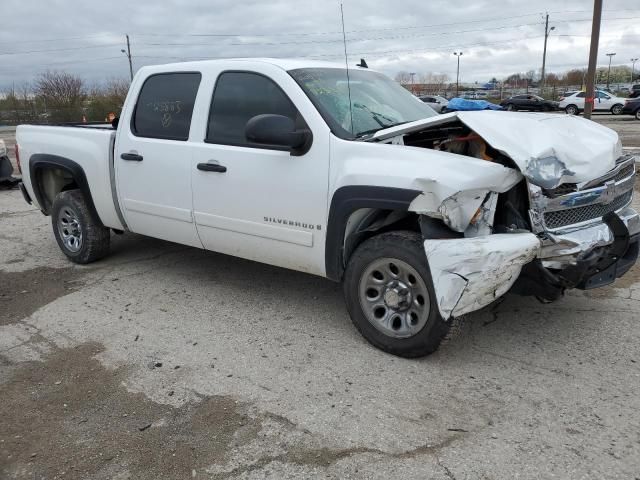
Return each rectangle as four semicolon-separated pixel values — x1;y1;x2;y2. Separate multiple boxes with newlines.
506;103;516;111
611;104;623;115
343;230;451;358
51;189;110;264
636;110;640;121
565;104;579;115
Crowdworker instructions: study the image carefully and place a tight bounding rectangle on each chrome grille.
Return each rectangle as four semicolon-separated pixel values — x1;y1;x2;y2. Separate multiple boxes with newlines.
545;183;577;197
614;164;635;182
544;190;633;229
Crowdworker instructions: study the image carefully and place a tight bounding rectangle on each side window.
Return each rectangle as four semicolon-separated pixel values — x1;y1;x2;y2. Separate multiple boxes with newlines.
598;92;610;99
206;72;300;147
576;92;586;98
132;73;201;141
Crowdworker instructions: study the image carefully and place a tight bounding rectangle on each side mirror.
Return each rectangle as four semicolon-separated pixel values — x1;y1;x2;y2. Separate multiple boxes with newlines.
245;114;312;156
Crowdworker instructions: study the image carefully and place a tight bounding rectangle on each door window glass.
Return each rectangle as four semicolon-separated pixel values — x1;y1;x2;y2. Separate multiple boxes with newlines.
132;73;201;141
207;72;300;147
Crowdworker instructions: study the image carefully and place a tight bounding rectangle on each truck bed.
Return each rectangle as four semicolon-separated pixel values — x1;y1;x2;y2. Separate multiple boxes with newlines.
16;124;124;230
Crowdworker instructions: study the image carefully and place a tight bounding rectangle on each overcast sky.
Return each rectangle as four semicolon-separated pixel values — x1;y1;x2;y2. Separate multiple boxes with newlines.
1;0;639;89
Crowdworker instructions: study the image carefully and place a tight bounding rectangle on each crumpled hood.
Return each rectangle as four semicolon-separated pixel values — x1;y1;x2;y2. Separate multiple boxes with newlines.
371;110;622;189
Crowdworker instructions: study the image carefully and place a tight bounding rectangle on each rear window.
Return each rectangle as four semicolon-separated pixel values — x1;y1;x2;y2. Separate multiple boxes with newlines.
132;72;201;141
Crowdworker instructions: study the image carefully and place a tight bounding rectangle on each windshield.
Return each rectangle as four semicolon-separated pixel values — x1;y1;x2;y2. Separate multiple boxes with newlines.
289;67;437;138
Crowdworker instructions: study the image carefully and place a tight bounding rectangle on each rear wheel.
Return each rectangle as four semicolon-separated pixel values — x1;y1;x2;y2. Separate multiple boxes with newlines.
51;190;110;264
611;104;623;115
565;104;579;115
343;231;452;358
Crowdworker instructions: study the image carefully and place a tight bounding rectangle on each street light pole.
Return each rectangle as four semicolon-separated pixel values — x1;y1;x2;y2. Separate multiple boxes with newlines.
540;13;555;95
606;52;616;90
453;52;463;97
632;58;639;83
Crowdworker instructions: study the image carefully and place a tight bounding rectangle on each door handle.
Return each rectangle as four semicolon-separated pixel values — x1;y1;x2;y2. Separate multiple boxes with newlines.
121;153;143;161
197;162;227;173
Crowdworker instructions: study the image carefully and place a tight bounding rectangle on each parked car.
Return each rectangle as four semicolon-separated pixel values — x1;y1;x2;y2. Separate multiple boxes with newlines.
0;139;20;189
629;84;640;98
500;94;557;112
558;90;627;115
15;58;639;358
622;97;640;120
418;95;448;113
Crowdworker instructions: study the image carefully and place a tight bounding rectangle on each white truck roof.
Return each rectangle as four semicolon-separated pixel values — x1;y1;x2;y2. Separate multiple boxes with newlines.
136;57;371;75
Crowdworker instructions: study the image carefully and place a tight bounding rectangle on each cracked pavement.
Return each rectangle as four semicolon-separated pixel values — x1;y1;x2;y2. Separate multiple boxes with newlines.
1;170;640;478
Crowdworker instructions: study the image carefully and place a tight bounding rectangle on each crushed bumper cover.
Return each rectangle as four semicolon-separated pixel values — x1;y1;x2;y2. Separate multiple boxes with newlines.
424;208;640;319
424;233;540;319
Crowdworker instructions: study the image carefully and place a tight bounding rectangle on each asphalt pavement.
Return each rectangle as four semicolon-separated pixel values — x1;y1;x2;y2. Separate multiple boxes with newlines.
1;123;640;479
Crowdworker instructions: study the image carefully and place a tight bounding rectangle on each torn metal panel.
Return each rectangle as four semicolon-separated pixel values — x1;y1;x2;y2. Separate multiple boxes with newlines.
407;170;521;233
464;192;498;237
370;110;621;189
424;233;540;319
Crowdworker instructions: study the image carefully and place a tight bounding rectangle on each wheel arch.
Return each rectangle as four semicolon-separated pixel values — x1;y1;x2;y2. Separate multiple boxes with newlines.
325;186;422;282
28;154;103;226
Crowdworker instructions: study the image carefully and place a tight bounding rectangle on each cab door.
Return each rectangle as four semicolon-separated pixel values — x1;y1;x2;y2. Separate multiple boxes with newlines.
189;67;331;275
115;72;203;248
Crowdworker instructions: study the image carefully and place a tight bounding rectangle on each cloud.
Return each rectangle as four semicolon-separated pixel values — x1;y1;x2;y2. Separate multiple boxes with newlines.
0;0;638;88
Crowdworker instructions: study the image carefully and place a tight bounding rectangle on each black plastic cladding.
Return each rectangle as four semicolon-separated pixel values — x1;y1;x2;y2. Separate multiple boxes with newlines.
324;186;421;281
28;154;103;227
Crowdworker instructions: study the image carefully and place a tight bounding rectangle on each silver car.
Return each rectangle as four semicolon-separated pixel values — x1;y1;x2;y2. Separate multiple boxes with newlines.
418;95;448;113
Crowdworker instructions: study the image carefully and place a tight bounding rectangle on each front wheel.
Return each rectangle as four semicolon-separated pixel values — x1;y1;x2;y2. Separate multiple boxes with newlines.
343;231;453;358
611;104;623;115
506;103;516;111
636;110;640;120
51;190;110;264
565;104;579;115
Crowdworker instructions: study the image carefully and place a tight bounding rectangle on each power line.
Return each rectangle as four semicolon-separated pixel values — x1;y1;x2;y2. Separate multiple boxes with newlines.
1;8;637;46
129;16;640;49
0;43;122;57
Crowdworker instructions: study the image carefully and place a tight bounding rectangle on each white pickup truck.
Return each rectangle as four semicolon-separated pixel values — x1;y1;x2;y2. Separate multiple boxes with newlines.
16;58;638;357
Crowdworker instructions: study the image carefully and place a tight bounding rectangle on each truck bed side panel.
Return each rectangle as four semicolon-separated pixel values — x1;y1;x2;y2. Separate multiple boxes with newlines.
16;125;124;230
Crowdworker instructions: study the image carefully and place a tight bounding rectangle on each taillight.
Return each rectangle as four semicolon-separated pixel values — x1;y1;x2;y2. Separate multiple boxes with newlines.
15;143;21;174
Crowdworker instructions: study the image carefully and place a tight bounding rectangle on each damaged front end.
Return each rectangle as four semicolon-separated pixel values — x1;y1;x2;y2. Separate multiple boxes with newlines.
374;111;639;320
517;154;639;299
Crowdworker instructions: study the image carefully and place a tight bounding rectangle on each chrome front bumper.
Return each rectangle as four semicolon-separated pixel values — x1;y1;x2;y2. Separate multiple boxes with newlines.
539;206;640;268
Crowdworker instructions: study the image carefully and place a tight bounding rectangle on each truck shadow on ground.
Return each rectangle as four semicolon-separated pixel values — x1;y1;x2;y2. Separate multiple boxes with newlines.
104;231;637;363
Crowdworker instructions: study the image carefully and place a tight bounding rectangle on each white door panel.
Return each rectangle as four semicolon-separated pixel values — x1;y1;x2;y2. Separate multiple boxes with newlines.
190;67;330;276
115;72;203;248
192;143;329;274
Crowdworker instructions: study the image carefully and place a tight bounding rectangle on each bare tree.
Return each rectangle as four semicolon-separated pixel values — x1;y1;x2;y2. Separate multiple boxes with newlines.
34;71;86;122
394;71;412;85
87;78;130;121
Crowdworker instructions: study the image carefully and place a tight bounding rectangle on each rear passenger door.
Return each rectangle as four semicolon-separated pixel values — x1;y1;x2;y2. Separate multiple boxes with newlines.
115;72;203;247
190;68;330;275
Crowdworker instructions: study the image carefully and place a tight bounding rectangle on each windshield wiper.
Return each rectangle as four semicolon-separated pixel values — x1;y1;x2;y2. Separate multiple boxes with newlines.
354;121;411;139
353;103;397;126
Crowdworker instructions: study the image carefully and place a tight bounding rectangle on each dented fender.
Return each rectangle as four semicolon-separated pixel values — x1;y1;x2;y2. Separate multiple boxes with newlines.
423;233;540;319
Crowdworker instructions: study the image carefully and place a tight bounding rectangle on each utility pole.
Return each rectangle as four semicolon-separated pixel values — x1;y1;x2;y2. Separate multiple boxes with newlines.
409;72;416;94
121;35;134;81
453;52;463;97
540;13;555;95
584;0;602;120
606;52;616;90
632;58;639;83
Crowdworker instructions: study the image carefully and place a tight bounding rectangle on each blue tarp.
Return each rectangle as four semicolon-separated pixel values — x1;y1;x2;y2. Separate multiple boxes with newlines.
446;98;503;111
